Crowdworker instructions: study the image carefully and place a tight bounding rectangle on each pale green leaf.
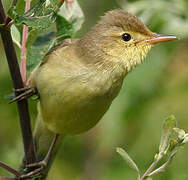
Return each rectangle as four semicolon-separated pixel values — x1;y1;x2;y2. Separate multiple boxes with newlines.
10;24;21;48
182;134;188;144
116;147;140;176
159;115;177;154
58;0;84;32
173;127;185;140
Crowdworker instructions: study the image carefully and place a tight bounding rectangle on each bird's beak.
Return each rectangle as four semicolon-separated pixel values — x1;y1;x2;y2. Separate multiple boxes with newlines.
136;34;178;45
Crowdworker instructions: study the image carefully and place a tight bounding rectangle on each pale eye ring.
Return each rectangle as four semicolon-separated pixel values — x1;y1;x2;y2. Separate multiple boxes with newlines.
122;33;131;41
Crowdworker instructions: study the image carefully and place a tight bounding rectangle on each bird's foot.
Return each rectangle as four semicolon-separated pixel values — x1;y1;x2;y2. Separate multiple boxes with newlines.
19;134;59;179
19;160;47;179
10;86;38;103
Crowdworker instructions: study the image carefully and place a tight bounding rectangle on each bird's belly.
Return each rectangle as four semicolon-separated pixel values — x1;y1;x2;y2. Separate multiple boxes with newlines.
39;90;113;134
38;77;122;135
35;60;124;135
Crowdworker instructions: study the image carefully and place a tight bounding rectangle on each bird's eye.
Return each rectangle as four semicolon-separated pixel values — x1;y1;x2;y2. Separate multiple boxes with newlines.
121;33;131;41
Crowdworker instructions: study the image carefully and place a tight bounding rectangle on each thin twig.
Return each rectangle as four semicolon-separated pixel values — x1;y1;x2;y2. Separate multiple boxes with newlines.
147;150;177;177
0;161;22;177
0;0;36;164
140;154;163;180
0;0;6;23
0;176;17;180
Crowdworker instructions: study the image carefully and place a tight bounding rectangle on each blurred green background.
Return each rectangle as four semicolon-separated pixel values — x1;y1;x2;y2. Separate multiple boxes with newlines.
0;0;188;179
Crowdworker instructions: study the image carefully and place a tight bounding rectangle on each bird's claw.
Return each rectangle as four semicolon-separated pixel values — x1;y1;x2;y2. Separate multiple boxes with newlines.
19;160;47;179
14;87;32;93
25;160;47;169
18;134;59;179
10;86;38;103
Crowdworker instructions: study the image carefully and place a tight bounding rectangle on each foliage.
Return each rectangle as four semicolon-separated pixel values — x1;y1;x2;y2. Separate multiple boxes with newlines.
117;116;188;179
8;0;63;29
9;0;84;72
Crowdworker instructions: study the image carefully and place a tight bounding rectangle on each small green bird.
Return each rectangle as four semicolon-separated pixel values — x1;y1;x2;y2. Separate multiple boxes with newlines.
23;9;178;179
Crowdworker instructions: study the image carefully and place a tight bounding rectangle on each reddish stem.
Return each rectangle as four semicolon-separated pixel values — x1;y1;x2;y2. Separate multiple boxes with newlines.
20;0;31;86
26;74;33;86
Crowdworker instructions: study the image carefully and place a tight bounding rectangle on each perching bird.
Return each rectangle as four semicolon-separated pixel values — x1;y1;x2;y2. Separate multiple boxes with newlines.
23;9;178;179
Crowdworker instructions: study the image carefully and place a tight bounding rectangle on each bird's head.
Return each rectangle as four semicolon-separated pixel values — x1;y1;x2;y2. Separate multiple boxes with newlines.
80;9;178;73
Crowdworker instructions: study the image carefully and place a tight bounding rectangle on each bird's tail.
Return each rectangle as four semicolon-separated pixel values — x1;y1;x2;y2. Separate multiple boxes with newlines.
20;105;65;180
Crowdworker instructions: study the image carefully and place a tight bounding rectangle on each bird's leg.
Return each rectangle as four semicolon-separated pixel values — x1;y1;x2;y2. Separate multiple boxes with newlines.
26;134;59;169
10;86;38;103
20;134;59;179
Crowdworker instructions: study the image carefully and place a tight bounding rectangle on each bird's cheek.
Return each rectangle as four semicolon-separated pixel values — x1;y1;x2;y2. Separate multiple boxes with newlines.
101;41;124;57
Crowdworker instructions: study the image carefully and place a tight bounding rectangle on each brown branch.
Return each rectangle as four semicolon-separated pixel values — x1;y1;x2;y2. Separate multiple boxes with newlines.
0;0;36;164
0;161;21;177
0;177;17;180
0;0;6;23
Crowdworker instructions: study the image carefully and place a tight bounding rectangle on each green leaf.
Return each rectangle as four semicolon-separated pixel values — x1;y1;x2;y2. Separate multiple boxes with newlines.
116;147;140;178
26;29;39;48
10;24;21;48
9;0;64;29
56;15;74;42
159;115;177;154
31;94;40;100
26;32;56;72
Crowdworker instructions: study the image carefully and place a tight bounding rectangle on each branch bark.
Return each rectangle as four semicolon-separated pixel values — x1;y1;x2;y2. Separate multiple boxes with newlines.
0;0;36;164
0;161;22;177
